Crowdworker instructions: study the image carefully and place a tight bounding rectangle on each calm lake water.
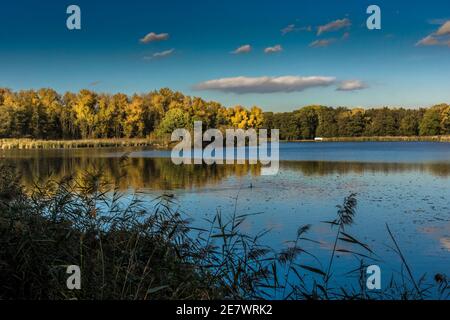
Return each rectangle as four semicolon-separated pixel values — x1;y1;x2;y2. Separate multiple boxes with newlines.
1;142;449;292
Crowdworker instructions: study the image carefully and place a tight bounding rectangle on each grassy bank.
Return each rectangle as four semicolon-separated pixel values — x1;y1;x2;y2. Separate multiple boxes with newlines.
1;135;450;150
0;138;170;150
0;164;448;300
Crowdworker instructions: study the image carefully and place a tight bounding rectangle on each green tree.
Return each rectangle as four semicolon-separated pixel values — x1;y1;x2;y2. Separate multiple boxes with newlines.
365;108;397;136
316;106;338;137
337;109;365;137
399;111;420;136
156;108;191;136
295;106;319;139
439;104;450;135
420;106;442;136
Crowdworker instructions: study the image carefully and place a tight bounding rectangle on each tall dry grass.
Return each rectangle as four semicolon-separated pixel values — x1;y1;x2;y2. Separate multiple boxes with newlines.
0;163;448;300
0;138;169;150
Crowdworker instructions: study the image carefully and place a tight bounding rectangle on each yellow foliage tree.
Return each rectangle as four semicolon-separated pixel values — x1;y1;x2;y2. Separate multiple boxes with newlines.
124;95;146;138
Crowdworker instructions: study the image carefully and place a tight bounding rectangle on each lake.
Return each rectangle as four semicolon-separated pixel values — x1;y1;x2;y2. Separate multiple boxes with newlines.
1;141;449;293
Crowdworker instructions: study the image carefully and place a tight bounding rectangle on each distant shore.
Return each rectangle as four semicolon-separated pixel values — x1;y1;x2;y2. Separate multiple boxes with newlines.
0;135;449;150
290;135;450;143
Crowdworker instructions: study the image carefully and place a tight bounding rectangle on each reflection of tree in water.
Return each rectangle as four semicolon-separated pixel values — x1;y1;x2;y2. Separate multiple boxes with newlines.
281;161;450;177
1;151;449;191
120;157;262;190
1;156;263;190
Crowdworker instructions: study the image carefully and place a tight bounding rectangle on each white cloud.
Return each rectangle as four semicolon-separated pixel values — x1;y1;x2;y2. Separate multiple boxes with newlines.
231;44;252;54
416;20;450;47
144;49;175;60
281;24;296;35
140;32;169;43
336;80;368;91
153;48;175;57
436;20;450;36
317;18;351;36
281;24;311;35
310;32;349;48
194;75;336;94
416;35;439;46
309;39;335;48
264;45;283;53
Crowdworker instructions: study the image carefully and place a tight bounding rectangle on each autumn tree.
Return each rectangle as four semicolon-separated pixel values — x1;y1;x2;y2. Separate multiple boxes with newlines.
61;92;79;138
228;106;249;129
124;95;146;138
0;89;15;137
73;90;97;139
0;87;447;140
38;88;63;139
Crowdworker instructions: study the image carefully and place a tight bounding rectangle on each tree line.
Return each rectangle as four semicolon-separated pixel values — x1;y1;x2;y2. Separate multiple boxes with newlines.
0;88;448;140
264;104;450;140
0;88;263;140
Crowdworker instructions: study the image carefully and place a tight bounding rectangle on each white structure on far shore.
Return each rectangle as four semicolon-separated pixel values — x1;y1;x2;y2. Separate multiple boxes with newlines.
314;137;324;141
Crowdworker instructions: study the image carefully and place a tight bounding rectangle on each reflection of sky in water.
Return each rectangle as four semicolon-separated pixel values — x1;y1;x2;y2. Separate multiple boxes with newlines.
169;168;450;282
277;142;450;163
1;142;449;292
126;141;450;163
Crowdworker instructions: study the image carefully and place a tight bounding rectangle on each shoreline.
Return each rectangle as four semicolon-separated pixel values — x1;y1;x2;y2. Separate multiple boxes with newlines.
290;135;450;143
0;135;449;150
0;138;170;150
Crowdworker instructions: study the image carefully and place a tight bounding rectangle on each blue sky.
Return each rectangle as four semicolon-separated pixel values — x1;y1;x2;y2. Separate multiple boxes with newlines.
0;0;449;111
